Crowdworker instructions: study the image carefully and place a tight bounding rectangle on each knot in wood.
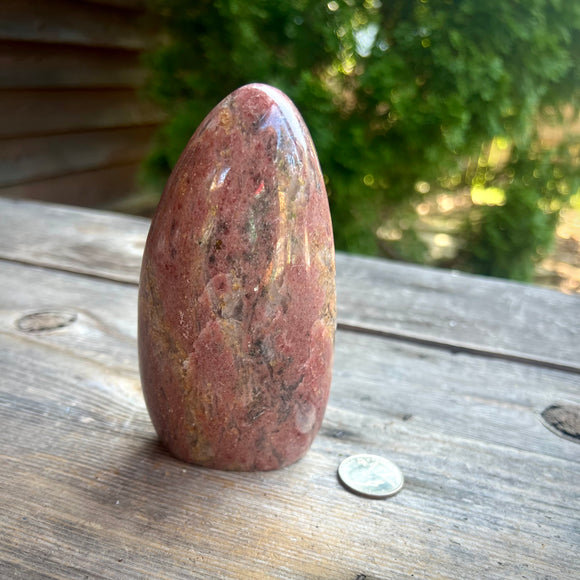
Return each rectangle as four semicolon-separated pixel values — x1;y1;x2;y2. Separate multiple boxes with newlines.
16;310;77;333
541;404;580;443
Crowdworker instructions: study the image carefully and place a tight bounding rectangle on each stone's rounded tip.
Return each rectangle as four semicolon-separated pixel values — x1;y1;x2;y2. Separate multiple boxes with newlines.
233;82;286;96
235;82;280;93
138;83;336;471
236;83;295;106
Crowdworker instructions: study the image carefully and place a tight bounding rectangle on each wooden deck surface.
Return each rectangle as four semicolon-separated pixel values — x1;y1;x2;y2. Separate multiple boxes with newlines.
0;198;578;579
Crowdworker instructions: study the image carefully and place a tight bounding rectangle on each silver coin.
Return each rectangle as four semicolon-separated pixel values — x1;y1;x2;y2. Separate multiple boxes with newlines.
338;454;404;498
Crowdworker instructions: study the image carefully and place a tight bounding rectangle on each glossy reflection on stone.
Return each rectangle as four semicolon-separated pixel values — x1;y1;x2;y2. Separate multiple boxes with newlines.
138;84;336;471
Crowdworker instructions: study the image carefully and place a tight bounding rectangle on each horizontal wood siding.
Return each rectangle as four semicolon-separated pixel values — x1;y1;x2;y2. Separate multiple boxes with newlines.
0;42;148;89
0;0;150;50
0;126;157;186
0;0;161;207
0;163;143;206
0;90;163;138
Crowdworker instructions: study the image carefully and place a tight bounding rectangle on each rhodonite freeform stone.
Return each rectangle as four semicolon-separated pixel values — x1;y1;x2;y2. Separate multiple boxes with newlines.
138;84;336;470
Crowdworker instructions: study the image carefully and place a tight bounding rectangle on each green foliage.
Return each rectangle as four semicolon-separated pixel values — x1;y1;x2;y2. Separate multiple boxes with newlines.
458;140;580;281
143;0;580;281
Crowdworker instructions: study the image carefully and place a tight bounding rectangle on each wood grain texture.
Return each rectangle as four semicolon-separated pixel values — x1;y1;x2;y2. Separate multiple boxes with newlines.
0;126;157;187
0;0;157;204
335;253;580;373
0;199;578;371
0;42;148;89
1;258;578;579
0;0;151;50
0;258;578;463
0;199;147;279
0;89;164;138
0;163;142;206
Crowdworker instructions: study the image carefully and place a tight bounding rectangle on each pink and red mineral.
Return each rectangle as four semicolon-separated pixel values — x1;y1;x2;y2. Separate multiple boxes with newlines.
138;83;336;471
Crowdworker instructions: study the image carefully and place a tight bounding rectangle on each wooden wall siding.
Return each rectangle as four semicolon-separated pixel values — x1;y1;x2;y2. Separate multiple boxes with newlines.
0;0;162;207
1;0;150;50
0;42;148;89
0;90;163;138
0;126;157;187
0;163;143;207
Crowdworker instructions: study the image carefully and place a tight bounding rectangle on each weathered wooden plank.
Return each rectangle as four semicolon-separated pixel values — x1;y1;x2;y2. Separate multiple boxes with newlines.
0;0;151;50
0;261;138;372
0;163;142;206
0;259;578;462
0;41;148;89
0;260;578;578
0;89;164;138
335;253;580;373
0;126;157;187
0;199;147;279
0;199;578;370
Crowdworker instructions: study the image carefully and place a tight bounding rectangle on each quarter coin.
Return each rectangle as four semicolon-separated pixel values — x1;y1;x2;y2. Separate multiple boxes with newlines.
338;454;404;498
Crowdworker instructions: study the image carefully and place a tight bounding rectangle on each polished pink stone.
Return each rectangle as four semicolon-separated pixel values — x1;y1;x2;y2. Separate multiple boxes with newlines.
138;84;336;471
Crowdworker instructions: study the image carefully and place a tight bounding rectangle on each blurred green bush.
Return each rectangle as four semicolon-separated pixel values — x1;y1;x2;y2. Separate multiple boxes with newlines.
142;0;580;281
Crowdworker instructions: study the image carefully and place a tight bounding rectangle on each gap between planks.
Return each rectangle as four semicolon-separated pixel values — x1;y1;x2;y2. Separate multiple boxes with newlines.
337;322;580;376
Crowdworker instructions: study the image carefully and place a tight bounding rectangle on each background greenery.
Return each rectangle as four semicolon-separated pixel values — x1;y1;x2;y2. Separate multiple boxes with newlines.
143;0;580;282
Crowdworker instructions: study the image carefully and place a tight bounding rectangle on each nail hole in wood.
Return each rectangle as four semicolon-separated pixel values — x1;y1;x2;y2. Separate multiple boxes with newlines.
16;310;78;333
540;404;580;443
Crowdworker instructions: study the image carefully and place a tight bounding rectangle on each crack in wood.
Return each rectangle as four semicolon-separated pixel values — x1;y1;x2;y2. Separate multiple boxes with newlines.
337;322;580;375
